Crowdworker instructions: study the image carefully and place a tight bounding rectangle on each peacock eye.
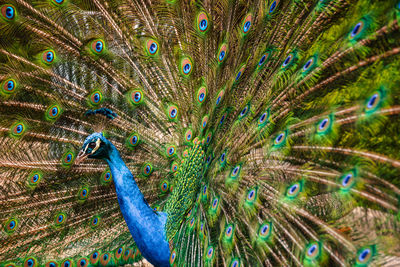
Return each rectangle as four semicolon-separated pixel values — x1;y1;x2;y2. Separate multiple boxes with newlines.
217;44;227;63
95;41;103;52
197;86;207;104
170;250;176;264
203;185;207;194
168;105;179;120
135;92;141;101
6;218;17;232
258;109;271;128
184;63;191;73
171;162;178;172
6;7;14;18
243;21;251;32
143;163;153;176
351;22;362;37
212;198;218;208
273;130;288;147
260;113;266;122
40;49;56;66
42;50;55;64
161;181;168;192
261;225;268;234
269;0;278;14
235;65;246;81
304;241;322;261
303;58;314;71
90;39;105;55
7;80;14;90
282;55;292;67
286;181;302;199
226;226;232;235
247;189;256;201
25;258;36;267
276;133;284;142
15;123;23;134
46;104;62;121
197;12;209;33
319;118;328;130
1;5;16;21
181;58;193;76
88;142;96;149
166;145;176;157
359;248;370;261
128;133;139;147
207;247;214;258
215;89;225;107
242;14;252;34
146;39;159;55
340;171;356;191
259;54;266;66
200;19;207;30
89;91;103;106
308;244;317;255
356;246;375;264
202;116;208;128
220;152;225;162
240;105;248;117
231;165;240;177
219;51;225;61
150;43;157;53
185;129;192;142
220;114;226;125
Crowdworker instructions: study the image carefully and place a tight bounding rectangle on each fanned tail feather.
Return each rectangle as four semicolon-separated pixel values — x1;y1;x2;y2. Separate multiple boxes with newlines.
1;0;400;266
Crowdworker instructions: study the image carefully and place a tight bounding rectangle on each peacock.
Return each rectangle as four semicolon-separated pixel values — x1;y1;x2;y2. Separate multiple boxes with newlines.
1;0;400;266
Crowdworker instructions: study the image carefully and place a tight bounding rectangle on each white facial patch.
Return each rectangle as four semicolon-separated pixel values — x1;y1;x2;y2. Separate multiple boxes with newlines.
91;138;101;154
84;138;101;154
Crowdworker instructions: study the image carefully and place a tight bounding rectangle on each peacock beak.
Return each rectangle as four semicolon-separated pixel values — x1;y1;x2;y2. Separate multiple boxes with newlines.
75;150;89;164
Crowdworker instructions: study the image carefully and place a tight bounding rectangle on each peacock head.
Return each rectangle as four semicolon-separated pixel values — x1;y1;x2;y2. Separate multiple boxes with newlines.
75;132;111;164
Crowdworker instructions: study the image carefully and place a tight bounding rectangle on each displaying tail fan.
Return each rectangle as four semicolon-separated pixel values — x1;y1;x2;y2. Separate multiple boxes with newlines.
1;0;400;266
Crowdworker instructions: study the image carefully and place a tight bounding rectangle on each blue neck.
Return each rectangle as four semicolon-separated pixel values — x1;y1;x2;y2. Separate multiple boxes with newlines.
106;144;170;267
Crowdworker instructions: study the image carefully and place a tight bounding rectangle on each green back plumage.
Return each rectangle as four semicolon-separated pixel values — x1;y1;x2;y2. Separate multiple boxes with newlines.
1;0;400;266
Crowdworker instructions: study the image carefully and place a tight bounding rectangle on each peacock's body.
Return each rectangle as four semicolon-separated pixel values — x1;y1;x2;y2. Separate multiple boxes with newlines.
1;0;400;266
